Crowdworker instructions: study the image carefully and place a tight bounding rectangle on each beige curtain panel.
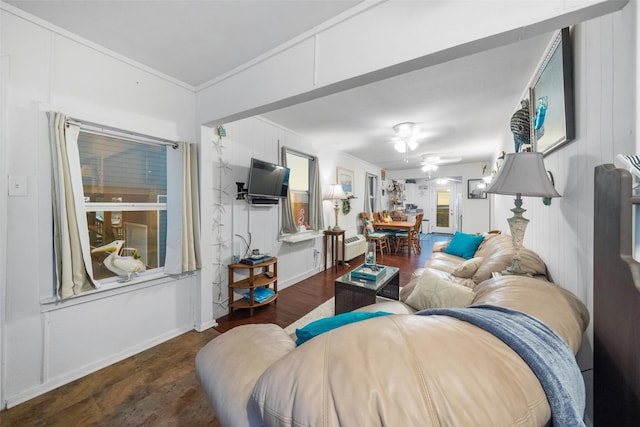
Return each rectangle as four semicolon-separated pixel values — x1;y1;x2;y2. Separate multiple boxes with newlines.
280;146;298;234
309;155;324;231
181;142;202;272
48;112;97;298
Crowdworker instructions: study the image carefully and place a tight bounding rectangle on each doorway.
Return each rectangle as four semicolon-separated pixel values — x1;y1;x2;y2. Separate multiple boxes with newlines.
430;184;456;234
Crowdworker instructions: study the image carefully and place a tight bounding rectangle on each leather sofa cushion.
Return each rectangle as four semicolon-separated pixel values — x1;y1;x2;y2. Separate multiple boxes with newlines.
427;234;548;286
251;314;552;426
452;256;484;278
402;267;476;300
472;235;547;282
404;269;475;310
424;253;461;273
472;275;589;353
195;324;295;427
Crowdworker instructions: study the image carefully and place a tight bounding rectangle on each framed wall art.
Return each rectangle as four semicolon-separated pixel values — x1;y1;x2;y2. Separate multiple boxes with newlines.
468;179;487;199
530;27;575;156
336;167;354;196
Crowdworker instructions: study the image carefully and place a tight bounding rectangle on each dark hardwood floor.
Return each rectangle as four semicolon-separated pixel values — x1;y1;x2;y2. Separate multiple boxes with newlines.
0;233;449;426
214;233;450;332
0;328;222;427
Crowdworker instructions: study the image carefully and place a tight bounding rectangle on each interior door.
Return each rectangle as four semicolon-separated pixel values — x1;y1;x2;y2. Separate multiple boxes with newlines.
431;185;455;234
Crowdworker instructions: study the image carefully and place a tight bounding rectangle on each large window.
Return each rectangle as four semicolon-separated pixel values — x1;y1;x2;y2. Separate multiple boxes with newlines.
281;147;325;233
286;151;311;230
78;132;168;281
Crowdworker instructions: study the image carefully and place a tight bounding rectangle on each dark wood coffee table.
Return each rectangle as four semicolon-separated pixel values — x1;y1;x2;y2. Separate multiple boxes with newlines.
334;265;400;314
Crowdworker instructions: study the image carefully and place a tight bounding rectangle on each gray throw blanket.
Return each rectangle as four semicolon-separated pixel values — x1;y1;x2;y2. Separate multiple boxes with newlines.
416;304;585;427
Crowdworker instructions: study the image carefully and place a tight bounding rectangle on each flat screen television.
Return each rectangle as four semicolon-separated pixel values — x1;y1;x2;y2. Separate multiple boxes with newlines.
247;158;290;199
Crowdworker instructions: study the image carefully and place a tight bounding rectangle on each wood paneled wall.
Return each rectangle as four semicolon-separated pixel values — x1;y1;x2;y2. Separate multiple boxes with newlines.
492;5;637;366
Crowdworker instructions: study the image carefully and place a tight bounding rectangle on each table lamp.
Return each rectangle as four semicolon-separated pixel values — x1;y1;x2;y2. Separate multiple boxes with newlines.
485;152;560;275
324;184;347;231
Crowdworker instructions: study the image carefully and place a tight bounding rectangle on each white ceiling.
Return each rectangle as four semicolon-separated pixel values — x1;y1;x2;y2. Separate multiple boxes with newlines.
261;36;550;171
5;0;553;172
5;0;360;86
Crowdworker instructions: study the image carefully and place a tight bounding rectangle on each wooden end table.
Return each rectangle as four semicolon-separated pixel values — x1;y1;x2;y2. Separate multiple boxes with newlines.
323;229;345;271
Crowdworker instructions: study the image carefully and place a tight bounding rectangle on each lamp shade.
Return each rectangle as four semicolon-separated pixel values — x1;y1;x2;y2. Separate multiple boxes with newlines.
324;184;347;200
485;152;560;198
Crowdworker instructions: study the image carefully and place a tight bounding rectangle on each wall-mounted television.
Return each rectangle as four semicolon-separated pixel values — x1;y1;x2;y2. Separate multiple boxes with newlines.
247;158;290;200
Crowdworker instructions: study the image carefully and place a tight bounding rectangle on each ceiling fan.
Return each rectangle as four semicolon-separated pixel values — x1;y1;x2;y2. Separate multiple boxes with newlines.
428;176;462;184
420;154;462;177
391;122;422;163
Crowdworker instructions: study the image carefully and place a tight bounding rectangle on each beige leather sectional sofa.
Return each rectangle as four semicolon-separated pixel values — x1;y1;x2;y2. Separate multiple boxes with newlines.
196;234;589;427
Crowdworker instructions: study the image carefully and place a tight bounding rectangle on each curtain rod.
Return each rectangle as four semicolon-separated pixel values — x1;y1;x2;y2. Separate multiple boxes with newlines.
67;118;179;149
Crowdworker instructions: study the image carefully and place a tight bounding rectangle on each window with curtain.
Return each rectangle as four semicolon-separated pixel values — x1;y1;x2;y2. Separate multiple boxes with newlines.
48;112;199;299
286;151;311;230
281;147;324;234
79;132;168;280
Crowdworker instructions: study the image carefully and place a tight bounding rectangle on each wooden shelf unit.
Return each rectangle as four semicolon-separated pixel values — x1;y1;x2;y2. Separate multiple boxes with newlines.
228;257;278;316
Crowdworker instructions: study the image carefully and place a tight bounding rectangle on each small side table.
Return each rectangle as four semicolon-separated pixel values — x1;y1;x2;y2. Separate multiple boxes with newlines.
323;229;345;271
334;265;400;314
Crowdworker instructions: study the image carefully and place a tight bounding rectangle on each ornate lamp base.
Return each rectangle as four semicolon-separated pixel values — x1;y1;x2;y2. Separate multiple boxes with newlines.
332;203;342;231
503;193;530;276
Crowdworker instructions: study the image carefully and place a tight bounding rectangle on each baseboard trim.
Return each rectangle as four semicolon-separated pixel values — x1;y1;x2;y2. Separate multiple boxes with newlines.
195;319;218;332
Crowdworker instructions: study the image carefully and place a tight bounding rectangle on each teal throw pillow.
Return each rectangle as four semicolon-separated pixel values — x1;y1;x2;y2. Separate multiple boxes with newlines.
295;311;391;346
443;232;484;260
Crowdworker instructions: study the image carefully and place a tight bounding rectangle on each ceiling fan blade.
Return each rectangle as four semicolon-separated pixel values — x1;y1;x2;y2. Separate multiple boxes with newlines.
435;157;462;165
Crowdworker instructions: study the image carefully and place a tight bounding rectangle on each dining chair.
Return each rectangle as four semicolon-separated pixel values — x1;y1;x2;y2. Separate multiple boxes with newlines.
394;213;423;255
363;220;390;259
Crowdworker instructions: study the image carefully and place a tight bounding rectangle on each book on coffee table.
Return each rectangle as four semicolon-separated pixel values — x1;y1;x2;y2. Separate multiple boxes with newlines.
350;264;386;281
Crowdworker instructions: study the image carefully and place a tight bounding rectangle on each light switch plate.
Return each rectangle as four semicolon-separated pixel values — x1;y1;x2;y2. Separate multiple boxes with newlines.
8;175;28;196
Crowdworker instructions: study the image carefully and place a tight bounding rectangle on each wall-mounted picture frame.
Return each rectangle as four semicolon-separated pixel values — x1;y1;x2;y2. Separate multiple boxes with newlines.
468;179;487;199
530;27;575;156
337;167;354;196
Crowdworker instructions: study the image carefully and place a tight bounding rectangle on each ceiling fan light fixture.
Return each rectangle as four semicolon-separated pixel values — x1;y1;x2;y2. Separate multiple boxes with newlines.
422;155;441;164
391;122;420;162
393;122;418;138
421;163;438;172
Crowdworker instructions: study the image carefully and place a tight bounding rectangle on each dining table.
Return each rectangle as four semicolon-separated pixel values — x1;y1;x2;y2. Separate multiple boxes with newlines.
372;221;416;256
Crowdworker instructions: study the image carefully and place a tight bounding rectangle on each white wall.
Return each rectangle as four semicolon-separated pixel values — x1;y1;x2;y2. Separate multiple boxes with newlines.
0;51;9;410
491;2;637;372
1;8;199;406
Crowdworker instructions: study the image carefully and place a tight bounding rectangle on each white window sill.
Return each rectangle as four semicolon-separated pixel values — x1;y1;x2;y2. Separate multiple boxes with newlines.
40;270;196;311
280;230;322;243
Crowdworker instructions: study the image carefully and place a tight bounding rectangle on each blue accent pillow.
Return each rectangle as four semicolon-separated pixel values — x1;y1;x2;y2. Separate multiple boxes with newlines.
295;311;392;346
444;232;484;260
